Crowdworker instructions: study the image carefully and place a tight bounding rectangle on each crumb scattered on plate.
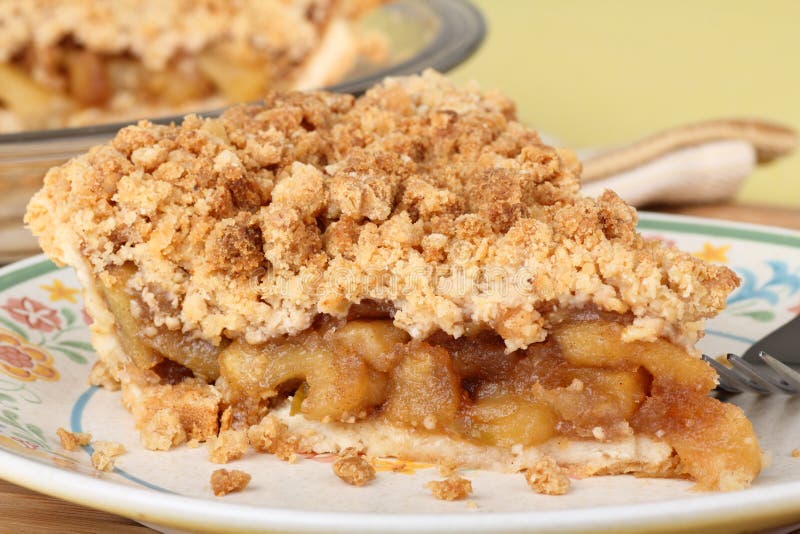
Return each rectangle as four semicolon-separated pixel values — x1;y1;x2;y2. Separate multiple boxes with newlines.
91;440;126;472
210;468;252;496
524;456;570;495
56;427;92;452
333;454;376;486
426;475;473;501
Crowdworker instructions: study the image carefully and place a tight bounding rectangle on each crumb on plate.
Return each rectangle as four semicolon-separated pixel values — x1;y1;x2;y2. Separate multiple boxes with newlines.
524;456;570;495
91;440;126;471
425;474;473;501
332;454;376;486
210;468;252;496
56;427;92;451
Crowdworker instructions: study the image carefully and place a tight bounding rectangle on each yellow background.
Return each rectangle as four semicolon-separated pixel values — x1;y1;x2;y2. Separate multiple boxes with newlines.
450;0;800;206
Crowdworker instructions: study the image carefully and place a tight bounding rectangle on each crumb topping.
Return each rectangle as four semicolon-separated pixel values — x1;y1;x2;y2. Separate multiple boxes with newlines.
524;456;570;495
56;427;92;451
0;0;336;70
27;70;739;352
426;474;473;501
792;448;800;458
91;440;126;471
332;453;376;486
210;468;252;496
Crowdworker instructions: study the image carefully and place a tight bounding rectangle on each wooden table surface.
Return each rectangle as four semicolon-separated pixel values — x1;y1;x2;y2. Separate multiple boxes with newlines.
2;202;799;534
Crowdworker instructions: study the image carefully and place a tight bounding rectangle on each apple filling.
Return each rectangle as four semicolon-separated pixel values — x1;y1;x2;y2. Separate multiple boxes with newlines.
100;266;761;490
0;42;289;131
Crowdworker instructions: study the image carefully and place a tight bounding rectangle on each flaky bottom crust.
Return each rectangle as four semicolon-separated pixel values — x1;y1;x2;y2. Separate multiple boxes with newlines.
267;400;679;477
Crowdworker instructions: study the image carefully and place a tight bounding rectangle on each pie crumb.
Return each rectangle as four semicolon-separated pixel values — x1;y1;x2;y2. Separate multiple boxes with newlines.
91;441;126;472
425;475;473;501
88;360;120;391
524;457;570;495
141;408;187;451
466;500;479;510
332;454;376;487
210;469;252;496
206;429;248;464
792;449;800;458
247;415;299;462
56;427;91;451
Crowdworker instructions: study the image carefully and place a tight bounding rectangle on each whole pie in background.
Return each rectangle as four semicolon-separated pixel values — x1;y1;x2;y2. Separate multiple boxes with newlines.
0;0;381;133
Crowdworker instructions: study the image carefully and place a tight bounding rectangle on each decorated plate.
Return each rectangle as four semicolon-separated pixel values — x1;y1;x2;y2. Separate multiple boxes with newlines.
1;212;799;533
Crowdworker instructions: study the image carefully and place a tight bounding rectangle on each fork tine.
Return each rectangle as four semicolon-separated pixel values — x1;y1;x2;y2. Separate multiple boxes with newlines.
703;355;747;393
727;354;781;394
757;351;800;393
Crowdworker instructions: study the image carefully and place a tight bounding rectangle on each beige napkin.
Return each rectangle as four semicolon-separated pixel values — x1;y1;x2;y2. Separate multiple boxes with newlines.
577;118;798;207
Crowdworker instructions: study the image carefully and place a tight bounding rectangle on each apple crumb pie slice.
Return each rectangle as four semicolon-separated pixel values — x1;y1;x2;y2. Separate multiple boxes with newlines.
26;70;762;491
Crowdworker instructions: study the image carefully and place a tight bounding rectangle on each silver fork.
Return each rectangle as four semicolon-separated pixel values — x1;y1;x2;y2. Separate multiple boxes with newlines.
702;315;800;394
703;352;800;394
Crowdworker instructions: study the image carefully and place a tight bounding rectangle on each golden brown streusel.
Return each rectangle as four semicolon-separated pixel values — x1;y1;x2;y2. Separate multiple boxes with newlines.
210;468;252;496
792;448;800;458
207;429;249;464
26;70;738;353
524;457;571;495
56;428;92;451
91;440;126;472
332;454;376;486
426;474;473;501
